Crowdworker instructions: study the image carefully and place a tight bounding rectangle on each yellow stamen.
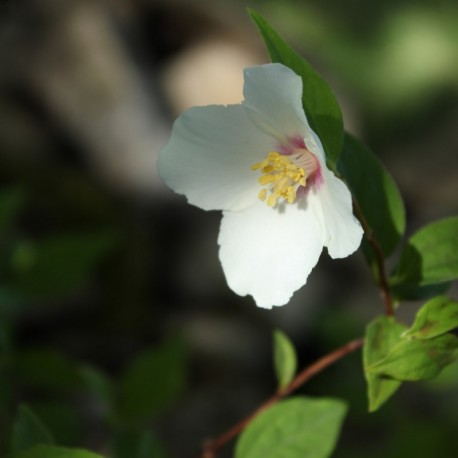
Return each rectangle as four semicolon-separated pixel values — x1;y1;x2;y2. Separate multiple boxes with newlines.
267;194;278;207
258;189;267;201
251;150;318;207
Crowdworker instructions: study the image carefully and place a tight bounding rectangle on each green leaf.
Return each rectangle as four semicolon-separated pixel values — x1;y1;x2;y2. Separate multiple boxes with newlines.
273;330;297;390
0;187;26;232
236;396;347;458
9;230;118;298
78;365;113;409
338;133;405;258
10;405;54;454
363;316;407;412
391;282;451;302
368;333;458;381
29;402;83;446
15;348;82;392
112;430;168;458
390;217;458;293
249;9;343;168
13;445;103;458
404;296;458;340
118;338;187;422
425;360;458;391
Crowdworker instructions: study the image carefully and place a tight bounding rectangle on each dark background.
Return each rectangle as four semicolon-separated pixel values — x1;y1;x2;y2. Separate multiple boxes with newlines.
0;0;457;457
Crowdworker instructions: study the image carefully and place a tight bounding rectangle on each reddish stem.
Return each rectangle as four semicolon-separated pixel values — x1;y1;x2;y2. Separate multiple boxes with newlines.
200;337;364;458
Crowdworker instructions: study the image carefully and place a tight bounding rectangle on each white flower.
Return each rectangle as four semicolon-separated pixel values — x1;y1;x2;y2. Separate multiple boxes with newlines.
158;63;363;308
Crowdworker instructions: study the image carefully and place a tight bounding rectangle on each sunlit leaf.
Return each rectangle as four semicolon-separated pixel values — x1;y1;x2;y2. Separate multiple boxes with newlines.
390;217;458;296
338;133;405;259
368;333;458;381
236;396;346;458
403;296;458;340
10;405;54;454
249;9;343;168
273;330;297;390
363;316;406;412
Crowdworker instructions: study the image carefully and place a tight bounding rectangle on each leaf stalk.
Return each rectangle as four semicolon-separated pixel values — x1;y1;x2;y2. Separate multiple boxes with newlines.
199;337;364;458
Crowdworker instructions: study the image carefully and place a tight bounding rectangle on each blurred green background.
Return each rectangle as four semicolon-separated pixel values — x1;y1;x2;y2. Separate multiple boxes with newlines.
0;0;457;457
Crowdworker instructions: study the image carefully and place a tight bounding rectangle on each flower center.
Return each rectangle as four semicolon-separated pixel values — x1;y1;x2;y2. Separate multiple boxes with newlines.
251;148;319;207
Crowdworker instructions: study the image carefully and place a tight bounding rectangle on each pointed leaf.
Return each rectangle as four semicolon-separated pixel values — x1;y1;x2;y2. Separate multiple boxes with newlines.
390;217;458;294
369;334;458;381
273;330;297;390
249;9;343;168
338;133;405;258
118;338;187;421
236;396;347;458
10;405;54;454
10;230;118;298
13;445;103;458
29;402;82;447
363;316;406;412
78;365;113;406
404;296;458;340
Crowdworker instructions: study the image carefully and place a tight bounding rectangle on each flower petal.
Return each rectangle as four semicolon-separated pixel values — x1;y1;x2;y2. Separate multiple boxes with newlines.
317;169;364;259
301;129;363;259
158;104;275;211
218;201;325;308
242;64;312;141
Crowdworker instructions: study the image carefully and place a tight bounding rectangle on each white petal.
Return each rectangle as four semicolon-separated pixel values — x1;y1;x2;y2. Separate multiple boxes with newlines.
158;104;276;211
316;170;364;259
304;129;327;166
218;201;325;308
242;64;312;141
300;129;363;259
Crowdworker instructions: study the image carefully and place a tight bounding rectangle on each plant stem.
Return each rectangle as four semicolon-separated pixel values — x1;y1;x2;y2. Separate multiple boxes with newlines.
200;337;364;458
353;201;395;316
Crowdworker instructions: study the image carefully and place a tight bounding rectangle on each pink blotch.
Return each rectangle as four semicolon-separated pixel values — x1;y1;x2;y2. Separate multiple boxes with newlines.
290;135;306;149
276;135;306;156
309;168;324;188
276;134;324;200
